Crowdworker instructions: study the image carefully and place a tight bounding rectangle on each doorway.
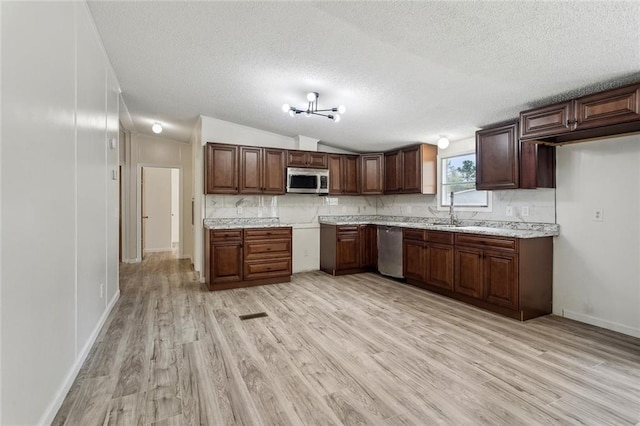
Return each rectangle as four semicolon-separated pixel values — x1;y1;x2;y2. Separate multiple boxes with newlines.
141;166;180;258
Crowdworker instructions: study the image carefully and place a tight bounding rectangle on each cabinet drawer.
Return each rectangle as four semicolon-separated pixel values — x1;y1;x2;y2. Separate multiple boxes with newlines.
244;259;291;280
337;225;359;235
403;228;426;242
211;229;242;242
455;234;518;252
520;101;573;139
244;227;291;240
244;239;292;260
426;231;454;245
575;84;640;130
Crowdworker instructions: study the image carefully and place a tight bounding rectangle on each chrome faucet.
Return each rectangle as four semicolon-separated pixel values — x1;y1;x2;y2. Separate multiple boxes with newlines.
449;191;458;226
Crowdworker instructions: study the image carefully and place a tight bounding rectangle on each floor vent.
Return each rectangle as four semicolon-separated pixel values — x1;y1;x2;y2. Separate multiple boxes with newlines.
239;312;268;321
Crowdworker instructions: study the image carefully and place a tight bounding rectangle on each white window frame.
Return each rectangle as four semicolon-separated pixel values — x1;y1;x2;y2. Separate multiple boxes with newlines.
437;150;492;212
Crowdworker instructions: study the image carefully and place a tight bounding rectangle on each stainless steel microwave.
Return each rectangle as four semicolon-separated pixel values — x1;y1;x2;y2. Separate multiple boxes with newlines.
286;167;329;194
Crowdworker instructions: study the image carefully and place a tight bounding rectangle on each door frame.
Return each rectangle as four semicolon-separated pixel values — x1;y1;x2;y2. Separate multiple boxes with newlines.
136;163;183;261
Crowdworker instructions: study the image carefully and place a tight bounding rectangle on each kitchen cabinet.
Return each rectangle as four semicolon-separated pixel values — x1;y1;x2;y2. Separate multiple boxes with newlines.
286;150;328;169
476;123;519;190
519;82;640;144
205;143;238;194
205;227;292;290
403;229;453;291
384;144;437;194
239;146;285;194
476;123;555;190
359;153;384;195
328;154;359;195
320;224;377;275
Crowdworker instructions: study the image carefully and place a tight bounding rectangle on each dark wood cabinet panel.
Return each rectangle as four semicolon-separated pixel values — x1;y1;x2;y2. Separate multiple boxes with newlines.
401;146;421;193
336;232;360;270
328;155;343;194
520;142;556;189
476;123;519;190
426;243;454;291
359;225;378;269
328;154;359;195
454;247;483;299
575;84;640;130
384;151;402;193
384;144;436;194
239;146;262;194
262;148;285;194
211;242;243;284
360;154;384;195
286;150;328;168
244;258;292;281
205;143;238;194
403;239;426;282
520;102;573;140
483;251;519;310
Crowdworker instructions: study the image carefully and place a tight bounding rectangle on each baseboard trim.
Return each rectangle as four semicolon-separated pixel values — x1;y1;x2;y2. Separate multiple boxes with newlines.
123;258;140;264
562;309;640;338
38;290;121;425
143;248;173;253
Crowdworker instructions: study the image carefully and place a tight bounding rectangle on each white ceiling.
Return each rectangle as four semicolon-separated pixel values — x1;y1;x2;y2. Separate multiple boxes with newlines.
88;1;640;152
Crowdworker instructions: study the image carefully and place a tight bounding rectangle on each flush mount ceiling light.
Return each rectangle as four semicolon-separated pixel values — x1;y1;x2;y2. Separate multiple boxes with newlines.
282;92;345;122
151;122;163;134
437;136;450;149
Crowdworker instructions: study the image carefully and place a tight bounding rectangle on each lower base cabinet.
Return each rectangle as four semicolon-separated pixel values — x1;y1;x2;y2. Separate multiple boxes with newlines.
205;227;292;291
405;230;552;321
320;224;377;275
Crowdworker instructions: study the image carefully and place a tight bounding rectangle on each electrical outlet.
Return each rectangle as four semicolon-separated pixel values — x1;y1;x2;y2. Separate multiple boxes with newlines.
592;208;604;222
237;206;243;215
506;206;513;217
521;206;530;217
100;283;104;298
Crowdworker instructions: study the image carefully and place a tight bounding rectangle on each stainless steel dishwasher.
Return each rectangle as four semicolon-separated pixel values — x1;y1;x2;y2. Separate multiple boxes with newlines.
377;226;404;278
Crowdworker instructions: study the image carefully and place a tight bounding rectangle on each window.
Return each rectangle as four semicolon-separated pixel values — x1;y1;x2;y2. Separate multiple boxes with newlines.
441;153;489;207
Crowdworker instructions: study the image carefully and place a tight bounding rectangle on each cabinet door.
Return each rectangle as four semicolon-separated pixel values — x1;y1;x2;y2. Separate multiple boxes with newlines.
308;152;328;168
476;123;519;190
205;144;238;194
262;148;286;194
328;155;343;195
401;146;421;193
426;243;454;291
520;102;573;140
575;84;640;130
520;142;556;189
359;225;377;269
211;242;243;284
403;239;426;282
342;155;360;194
360;154;384;195
336;231;360;270
483;251;519;310
239;146;262;194
454;247;483;298
286;150;308;167
384;151;402;193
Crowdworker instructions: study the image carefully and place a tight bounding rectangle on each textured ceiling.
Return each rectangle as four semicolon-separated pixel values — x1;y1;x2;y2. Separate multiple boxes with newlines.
88;1;640;152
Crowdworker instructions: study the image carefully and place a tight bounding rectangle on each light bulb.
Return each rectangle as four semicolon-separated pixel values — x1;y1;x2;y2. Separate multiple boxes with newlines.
337;105;346;114
437;136;450;149
333;114;341;123
282;104;290;113
288;110;295;117
152;122;163;134
306;92;317;102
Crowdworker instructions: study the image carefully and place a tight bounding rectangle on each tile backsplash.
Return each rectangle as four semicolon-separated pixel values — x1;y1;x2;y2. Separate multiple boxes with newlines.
205;189;556;224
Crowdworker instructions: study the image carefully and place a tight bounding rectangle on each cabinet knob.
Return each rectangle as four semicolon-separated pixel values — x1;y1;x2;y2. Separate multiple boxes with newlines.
567;119;577;126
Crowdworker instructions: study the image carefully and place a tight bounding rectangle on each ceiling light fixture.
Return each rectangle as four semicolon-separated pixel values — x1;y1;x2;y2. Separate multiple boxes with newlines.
437;136;450;149
151;122;163;134
282;92;345;122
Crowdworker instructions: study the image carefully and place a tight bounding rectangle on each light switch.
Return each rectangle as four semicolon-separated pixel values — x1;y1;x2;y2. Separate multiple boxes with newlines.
592;208;604;222
108;138;117;149
111;169;118;180
521;206;530;217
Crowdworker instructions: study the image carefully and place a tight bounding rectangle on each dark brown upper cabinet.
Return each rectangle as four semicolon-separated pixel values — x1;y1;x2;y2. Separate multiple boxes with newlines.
328;154;359;195
520;82;640;144
383;144;436;194
359;153;384;195
239;146;285;195
286;150;328;169
205;143;238;194
476;123;520;190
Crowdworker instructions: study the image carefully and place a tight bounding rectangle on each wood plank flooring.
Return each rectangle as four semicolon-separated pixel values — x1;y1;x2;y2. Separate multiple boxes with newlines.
53;252;640;425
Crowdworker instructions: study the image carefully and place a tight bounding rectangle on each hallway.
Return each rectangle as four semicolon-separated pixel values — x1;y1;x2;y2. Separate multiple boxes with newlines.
53;254;640;425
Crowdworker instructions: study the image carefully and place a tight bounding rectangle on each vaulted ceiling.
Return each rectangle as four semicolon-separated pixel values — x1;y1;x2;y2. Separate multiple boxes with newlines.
88;1;640;152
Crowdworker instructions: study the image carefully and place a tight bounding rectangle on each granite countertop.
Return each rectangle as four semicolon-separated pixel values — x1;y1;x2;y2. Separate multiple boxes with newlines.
318;215;560;239
204;217;291;230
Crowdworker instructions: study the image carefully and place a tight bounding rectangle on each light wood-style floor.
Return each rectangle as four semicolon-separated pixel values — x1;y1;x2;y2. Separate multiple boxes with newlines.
54;252;640;425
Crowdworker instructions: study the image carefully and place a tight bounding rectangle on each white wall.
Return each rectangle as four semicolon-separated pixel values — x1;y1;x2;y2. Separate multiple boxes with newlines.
124;134;192;262
554;134;640;338
1;2;120;424
143;168;173;252
171;168;180;244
